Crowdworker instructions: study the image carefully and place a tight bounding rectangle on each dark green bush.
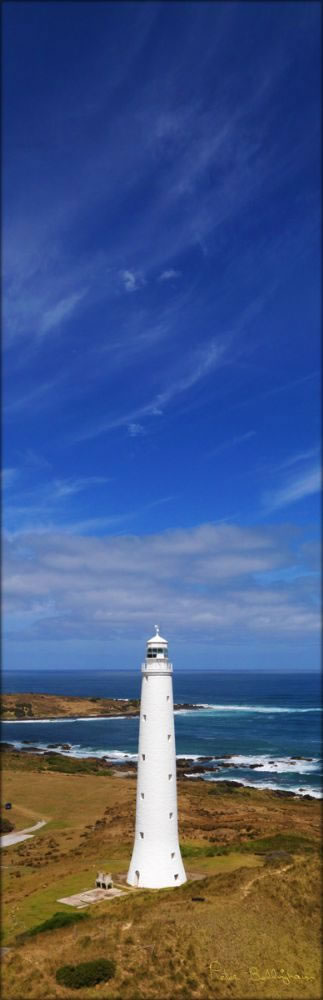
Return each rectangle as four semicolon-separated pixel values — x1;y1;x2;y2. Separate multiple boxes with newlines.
0;817;14;834
16;910;87;942
56;958;116;989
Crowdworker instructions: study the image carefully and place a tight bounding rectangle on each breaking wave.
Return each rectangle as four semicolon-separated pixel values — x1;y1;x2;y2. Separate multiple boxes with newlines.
199;774;322;799
189;704;321;714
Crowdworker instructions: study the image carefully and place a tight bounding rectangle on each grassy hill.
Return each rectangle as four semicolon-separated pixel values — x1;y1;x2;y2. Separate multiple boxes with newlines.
1;751;321;999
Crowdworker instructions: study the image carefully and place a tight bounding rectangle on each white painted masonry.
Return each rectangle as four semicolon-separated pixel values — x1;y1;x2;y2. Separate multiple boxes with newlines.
127;627;187;889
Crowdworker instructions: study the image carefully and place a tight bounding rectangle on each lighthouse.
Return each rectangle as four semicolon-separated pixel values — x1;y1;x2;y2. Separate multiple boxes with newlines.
127;626;187;889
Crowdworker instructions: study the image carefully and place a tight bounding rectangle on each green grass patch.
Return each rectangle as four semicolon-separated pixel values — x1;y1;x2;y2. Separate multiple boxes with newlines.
37;754;113;776
181;833;316;861
56;958;116;989
239;833;317;855
16;909;88;942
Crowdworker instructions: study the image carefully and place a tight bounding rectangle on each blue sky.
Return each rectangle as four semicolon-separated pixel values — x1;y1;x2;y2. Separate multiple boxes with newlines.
3;1;321;671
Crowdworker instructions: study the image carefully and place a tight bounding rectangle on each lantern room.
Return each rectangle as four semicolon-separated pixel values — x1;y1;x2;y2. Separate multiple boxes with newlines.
146;625;168;660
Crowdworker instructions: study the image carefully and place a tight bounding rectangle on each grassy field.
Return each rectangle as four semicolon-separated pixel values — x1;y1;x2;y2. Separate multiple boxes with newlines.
1;753;321;999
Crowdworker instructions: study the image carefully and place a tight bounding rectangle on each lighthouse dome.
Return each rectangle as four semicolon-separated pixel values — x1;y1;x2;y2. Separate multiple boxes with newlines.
147;626;167;646
146;625;168;660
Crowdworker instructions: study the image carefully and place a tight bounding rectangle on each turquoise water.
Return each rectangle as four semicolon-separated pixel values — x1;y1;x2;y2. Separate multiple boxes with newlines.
2;670;321;797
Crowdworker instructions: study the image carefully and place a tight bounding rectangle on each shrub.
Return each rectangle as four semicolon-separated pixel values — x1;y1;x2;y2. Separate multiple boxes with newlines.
56;958;116;989
240;833;316;855
16;910;87;942
0;817;14;834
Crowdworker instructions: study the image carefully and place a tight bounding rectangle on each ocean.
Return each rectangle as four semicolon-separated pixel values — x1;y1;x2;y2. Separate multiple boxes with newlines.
2;670;322;798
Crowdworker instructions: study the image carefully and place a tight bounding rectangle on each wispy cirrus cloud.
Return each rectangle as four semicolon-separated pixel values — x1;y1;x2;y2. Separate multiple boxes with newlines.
263;462;321;512
207;430;256;458
275;446;320;471
71;337;227;443
4;492;175;539
50;476;110;499
40;289;87;334
3;475;111;538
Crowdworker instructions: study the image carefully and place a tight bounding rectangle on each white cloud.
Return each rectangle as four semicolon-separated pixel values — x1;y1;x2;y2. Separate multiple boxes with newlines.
119;270;145;293
3;522;320;641
128;423;145;437
158;269;181;282
263;463;321;512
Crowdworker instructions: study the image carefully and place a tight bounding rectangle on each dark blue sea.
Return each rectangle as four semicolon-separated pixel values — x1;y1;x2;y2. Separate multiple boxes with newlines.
2;670;321;798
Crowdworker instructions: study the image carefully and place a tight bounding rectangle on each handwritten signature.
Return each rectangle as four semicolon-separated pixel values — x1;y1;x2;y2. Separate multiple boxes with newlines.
209;961;315;985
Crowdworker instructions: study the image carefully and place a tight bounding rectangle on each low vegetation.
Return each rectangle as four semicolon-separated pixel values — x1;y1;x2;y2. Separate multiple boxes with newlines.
55;957;116;989
0;817;14;834
1;692;140;720
1;751;321;999
16;910;88;942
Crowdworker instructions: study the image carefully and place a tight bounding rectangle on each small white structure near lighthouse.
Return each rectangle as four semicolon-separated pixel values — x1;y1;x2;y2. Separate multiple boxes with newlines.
127;626;187;889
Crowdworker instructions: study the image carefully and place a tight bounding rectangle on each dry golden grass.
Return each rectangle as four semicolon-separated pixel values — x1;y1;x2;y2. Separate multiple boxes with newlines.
1;757;321;1000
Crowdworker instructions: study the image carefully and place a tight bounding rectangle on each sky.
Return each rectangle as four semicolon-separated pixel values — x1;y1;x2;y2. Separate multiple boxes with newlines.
2;1;321;672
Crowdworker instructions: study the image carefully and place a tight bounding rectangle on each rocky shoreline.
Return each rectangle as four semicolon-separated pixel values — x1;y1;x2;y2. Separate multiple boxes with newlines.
0;743;316;799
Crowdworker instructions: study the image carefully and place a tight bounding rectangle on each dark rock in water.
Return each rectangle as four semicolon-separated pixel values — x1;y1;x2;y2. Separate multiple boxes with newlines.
291;756;313;762
188;765;209;775
249;764;263;769
20;746;42;753
197;756;213;762
302;794;314;800
0;742;16;751
174;703;203;711
48;744;60;749
219;762;236;769
22;740;32;744
59;744;71;750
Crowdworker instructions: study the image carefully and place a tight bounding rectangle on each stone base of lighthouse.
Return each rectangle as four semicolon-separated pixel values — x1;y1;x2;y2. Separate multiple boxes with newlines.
127;646;187;890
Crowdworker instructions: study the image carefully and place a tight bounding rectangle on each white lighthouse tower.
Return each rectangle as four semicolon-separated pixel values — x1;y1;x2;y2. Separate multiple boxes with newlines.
127;626;187;889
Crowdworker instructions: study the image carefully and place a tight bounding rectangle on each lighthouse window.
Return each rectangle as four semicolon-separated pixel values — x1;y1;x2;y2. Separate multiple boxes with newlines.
171;852;175;858
140;831;144;839
141;792;144;799
166;695;170;701
168;774;172;780
142;754;146;760
167;734;171;741
169;812;173;819
174;874;179;881
143;715;147;721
